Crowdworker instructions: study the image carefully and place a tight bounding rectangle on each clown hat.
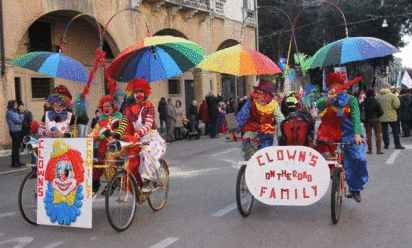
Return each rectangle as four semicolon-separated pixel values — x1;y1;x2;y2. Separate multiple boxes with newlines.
97;95;119;112
48;85;72;107
51;139;71;158
253;80;275;97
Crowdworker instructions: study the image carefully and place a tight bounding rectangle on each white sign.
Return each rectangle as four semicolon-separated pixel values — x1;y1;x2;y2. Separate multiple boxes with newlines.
245;146;330;206
37;138;93;228
401;71;412;89
334;67;348;83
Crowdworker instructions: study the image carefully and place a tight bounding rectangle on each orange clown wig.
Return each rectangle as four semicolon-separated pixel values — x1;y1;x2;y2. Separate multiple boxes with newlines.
125;78;151;98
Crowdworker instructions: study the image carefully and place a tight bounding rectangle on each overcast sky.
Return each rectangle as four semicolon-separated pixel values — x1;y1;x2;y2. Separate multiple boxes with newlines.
394;35;412;68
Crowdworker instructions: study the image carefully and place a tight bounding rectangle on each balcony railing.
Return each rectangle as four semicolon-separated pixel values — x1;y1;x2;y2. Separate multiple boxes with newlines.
143;0;211;11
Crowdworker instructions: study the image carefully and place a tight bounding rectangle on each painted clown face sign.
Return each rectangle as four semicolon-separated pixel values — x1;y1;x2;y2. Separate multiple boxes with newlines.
245;146;330;206
37;138;93;228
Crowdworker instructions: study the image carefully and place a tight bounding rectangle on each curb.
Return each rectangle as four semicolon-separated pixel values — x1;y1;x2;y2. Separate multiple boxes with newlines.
0;149;11;157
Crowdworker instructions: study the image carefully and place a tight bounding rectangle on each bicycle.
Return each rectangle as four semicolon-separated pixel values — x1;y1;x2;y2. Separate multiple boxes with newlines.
230;136;265;217
105;141;170;232
317;140;357;224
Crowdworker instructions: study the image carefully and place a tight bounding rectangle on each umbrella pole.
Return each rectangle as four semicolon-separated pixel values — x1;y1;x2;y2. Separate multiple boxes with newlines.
235;76;238;114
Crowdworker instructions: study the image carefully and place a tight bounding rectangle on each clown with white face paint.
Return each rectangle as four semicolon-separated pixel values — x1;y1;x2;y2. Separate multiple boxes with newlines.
44;139;85;225
115;78;167;193
38;85;77;138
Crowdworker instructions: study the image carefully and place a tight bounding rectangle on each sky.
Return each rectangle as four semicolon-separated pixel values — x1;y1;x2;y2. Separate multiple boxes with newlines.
394;35;412;68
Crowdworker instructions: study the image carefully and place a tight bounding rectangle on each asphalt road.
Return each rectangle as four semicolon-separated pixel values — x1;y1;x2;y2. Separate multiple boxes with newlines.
0;134;412;248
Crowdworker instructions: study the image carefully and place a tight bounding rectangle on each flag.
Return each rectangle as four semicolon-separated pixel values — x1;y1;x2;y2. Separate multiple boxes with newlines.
322;70;327;92
401;71;412;89
396;68;402;87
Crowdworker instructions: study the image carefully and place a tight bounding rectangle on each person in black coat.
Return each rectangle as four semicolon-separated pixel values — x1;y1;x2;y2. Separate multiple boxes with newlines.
360;89;384;154
206;91;220;138
158;97;167;133
398;89;411;137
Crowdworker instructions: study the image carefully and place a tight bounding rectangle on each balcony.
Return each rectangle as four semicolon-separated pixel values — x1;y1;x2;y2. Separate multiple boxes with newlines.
143;0;212;13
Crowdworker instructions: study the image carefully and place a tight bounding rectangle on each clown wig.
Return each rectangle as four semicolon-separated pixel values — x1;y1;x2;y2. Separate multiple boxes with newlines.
97;95;119;113
125;78;151;103
45;149;85;184
325;72;345;89
48;85;72;107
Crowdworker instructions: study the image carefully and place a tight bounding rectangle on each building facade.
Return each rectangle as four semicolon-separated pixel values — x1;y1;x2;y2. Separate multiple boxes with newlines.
0;0;257;147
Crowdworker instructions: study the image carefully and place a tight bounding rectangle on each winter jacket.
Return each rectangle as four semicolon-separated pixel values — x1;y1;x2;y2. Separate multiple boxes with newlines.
360;97;384;122
6;109;23;132
189;104;199;120
166;103;177;123
174;106;184;128
158;100;167;120
398;94;412;121
206;95;220;119
199;102;208;123
376;88;400;122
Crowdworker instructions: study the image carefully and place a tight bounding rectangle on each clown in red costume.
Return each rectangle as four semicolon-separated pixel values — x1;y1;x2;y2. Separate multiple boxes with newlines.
88;95;122;193
44;139;85;225
236;80;284;151
115;78;166;193
38;85;77;138
315;72;368;203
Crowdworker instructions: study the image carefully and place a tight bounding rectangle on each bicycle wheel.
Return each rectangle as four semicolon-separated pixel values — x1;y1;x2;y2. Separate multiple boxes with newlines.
236;164;254;217
331;169;343;224
105;170;137;232
148;159;170;211
18;170;38;225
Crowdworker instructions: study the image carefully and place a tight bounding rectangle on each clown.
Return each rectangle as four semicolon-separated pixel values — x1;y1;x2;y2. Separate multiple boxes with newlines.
38;85;77;138
315;72;368;203
88;95;122;193
115;78;166;193
236;80;284;150
44;139;85;225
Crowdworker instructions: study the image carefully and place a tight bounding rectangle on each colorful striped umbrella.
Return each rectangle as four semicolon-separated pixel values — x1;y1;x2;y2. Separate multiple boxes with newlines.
108;35;205;83
308;37;400;69
11;52;93;84
196;44;282;76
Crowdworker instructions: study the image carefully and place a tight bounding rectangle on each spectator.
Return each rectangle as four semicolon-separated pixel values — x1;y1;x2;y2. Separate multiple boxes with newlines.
398;89;411;137
361;89;384;154
158;97;167;133
77;111;89;138
18;101;33;149
166;98;177;142
199;99;209;135
206;91;220;138
91;109;101;129
6;100;24;167
226;98;234;113
189;100;199;120
174;100;184;140
376;82;404;149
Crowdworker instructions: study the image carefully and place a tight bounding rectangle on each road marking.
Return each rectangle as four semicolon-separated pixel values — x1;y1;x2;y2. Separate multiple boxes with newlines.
0;168;30;175
0;212;17;219
43;241;65;248
212;148;238;156
386;150;401;164
168;167;220;178
405;145;412;149
212;197;251;217
149;238;179;248
0;236;34;247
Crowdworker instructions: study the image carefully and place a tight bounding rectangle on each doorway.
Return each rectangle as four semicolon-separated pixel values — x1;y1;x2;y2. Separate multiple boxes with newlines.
184;80;195;117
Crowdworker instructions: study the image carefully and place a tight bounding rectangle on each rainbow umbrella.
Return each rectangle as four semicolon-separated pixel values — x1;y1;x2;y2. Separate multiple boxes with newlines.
11;52;93;84
308;37;400;69
196;44;282;76
108;35;205;83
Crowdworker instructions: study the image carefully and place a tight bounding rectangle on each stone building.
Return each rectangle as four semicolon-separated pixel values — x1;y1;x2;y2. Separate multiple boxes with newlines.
0;0;257;147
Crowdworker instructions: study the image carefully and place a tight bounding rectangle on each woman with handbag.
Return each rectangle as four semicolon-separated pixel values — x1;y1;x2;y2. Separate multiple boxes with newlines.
360;89;384;154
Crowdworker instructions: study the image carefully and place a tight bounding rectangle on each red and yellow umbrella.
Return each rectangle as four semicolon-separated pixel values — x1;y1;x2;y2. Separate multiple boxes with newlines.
196;44;282;76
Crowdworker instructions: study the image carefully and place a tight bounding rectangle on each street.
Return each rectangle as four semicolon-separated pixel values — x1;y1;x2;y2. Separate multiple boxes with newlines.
0;134;411;248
